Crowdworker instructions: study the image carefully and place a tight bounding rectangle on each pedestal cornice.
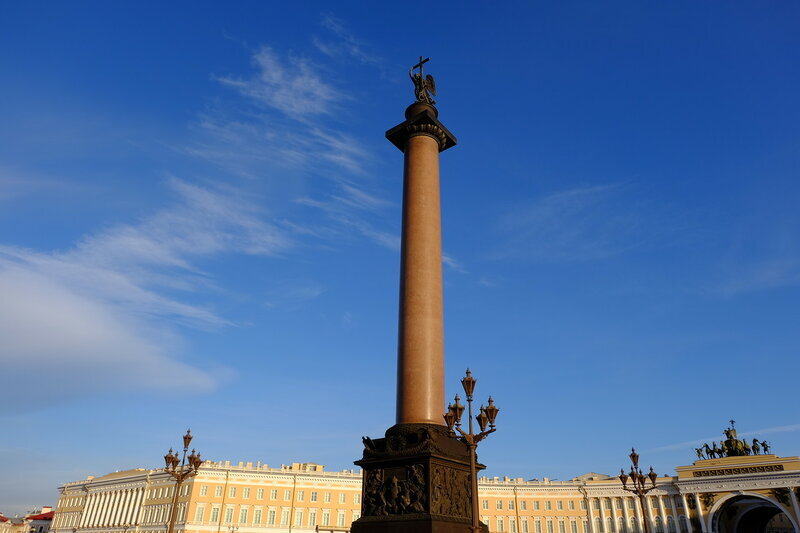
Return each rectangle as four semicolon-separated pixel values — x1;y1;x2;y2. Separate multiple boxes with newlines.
386;108;457;153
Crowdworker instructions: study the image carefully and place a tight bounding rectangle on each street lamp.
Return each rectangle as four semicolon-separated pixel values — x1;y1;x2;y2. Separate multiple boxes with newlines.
618;448;658;533
163;429;204;533
443;369;499;533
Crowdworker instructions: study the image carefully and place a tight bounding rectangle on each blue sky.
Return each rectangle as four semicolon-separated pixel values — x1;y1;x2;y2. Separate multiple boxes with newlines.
1;1;799;516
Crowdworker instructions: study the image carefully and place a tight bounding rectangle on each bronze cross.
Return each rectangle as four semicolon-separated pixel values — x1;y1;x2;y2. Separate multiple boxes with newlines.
729;419;736;428
412;56;430;77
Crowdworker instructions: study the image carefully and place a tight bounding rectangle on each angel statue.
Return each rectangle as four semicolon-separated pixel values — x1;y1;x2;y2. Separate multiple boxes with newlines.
410;56;436;106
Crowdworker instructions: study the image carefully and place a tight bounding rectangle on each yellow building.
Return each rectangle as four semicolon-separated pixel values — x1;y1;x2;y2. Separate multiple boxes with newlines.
51;454;800;533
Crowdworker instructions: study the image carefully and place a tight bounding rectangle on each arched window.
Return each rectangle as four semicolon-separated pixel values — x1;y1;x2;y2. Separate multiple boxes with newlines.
595;517;604;533
679;517;689;533
630;518;639;533
667;516;676;533
654;517;664;533
618;517;626;533
607;517;614;532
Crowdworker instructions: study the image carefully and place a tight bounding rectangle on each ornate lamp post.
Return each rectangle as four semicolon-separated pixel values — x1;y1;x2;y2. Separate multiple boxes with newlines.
443;369;499;533
618;448;658;533
163;429;203;533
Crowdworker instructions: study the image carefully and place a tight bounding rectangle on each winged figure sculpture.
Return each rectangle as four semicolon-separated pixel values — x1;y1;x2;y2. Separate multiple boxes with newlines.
410;66;436;105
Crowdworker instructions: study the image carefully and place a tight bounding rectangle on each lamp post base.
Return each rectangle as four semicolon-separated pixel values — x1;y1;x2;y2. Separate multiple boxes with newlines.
353;424;488;533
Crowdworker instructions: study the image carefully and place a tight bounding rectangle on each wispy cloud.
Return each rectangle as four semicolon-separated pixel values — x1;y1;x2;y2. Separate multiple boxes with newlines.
0;179;291;411
314;14;382;67
216;46;342;118
718;258;800;295
490;184;647;263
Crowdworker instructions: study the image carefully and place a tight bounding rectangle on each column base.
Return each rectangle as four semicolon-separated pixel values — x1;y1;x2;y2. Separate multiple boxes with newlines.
353;424;488;533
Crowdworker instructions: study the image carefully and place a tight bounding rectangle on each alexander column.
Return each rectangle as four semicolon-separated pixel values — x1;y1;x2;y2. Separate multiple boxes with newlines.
353;58;485;533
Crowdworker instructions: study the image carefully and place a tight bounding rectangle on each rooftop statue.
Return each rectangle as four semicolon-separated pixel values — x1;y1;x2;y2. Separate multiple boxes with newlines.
410;56;437;106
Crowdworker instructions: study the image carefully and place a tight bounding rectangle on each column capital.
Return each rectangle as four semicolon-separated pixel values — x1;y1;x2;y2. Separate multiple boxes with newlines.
386;105;457;153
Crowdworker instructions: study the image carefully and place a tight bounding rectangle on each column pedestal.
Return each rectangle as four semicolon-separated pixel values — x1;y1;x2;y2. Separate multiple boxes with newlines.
353;424;487;533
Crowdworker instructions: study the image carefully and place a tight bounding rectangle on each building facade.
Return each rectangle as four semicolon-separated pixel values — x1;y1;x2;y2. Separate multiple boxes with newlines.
51;455;800;533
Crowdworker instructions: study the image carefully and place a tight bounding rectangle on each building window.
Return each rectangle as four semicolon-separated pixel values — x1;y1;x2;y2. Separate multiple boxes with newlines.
270;490;278;500
214;486;222;497
557;500;563;510
593;500;600;510
497;501;503;510
243;488;250;499
354;494;361;504
509;500;515;510
604;499;612;510
340;493;346;504
522;518;529;533
545;501;552;511
229;487;236;498
309;510;317;527
535;520;542;533
194;505;205;522
510;518;517;533
594;517;603;533
664;498;672;509
629;499;635;509
284;490;291;501
497;518;505;532
583;521;589;533
325;492;332;503
224;507;233;524
210;506;219;523
311;492;318;502
297;490;305;502
568;500;575;510
482;500;489;510
580;500;587;510
337;511;346;527
546;521;553;533
606;518;613;533
322;511;330;526
352;511;360;521
571;522;577;533
281;510;290;526
521;501;527;511
534;501;540;510
268;510;276;525
240;508;249;523
257;488;264;500
558;521;565;533
200;485;208;497
295;511;303;526
253;509;262;524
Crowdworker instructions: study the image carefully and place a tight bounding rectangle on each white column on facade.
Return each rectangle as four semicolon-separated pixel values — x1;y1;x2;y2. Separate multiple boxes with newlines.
669;495;680;533
104;491;117;526
90;492;103;526
78;494;91;527
644;497;656;533
111;491;123;526
587;499;596;533
633;497;644;533
610;498;619;532
789;488;800;529
658;495;669;531
125;489;135;525
119;490;131;525
692;494;707;533
679;494;693;533
132;488;144;525
102;491;115;526
599;498;608;532
621;497;630;533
